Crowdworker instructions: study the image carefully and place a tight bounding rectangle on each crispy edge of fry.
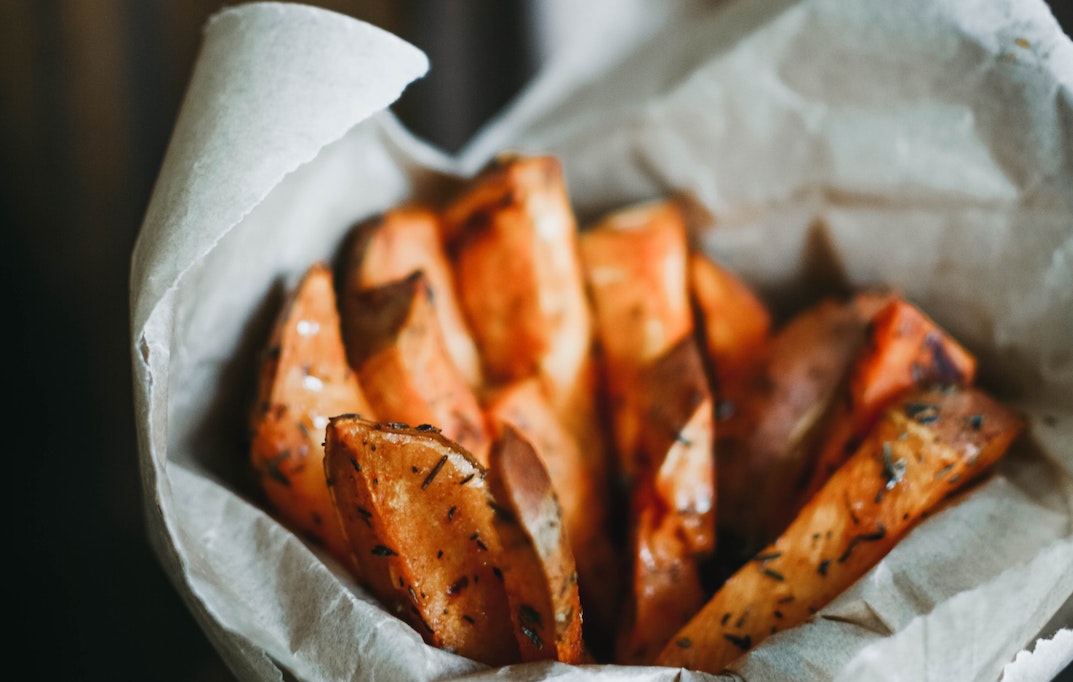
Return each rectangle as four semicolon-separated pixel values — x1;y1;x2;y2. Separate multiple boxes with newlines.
797;296;979;507
487;425;585;663
344;205;483;388
656;385;1025;673
484;378;621;653
324;416;520;666
249;262;373;567
339;271;491;464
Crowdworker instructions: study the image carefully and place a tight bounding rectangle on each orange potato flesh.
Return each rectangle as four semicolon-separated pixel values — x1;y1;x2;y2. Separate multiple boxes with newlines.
339;271;491;464
716;293;890;557
617;337;715;665
657;385;1025;673
579;199;694;476
689;251;772;388
487;426;585;663
484;378;621;651
249;263;375;567
798;297;978;507
324;417;519;666
344;205;483;388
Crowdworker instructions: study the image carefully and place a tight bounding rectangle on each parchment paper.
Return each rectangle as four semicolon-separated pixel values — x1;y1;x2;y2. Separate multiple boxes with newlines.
130;1;1073;680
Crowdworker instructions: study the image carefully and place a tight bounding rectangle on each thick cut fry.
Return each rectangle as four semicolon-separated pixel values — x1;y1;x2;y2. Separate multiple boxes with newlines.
344;205;483;387
579;199;694;475
797;297;977;508
324;417;519;666
249;263;374;567
689;251;771;388
617;337;715;665
484;378;620;644
657;385;1025;673
487;426;584;663
717;293;890;556
339;271;491;464
445;153;606;487
444;153;590;390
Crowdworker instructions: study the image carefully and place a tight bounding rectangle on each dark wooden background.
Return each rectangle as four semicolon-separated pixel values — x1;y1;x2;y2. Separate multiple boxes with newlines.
1;2;1069;680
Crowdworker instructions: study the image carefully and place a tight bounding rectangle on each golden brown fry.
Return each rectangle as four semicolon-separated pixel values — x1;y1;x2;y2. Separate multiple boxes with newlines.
716;293;890;556
797;296;977;508
617;336;716;665
444;153;607;488
339;271;491;464
657;385;1025;673
249;263;375;567
579;199;694;475
324;417;519;666
487;426;585;663
345;205;483;387
444;154;590;388
484;378;621;650
689;250;771;388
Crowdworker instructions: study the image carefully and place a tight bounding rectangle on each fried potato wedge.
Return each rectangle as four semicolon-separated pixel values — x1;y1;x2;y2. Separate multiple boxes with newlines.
579;199;694;476
657;385;1025;673
689;251;771;388
444;153;606;482
487;426;585;663
617;336;715;665
344;205;483;388
324;417;519;666
339;270;491;464
717;293;890;556
249;263;375;566
484;378;621;650
797;297;977;507
444;153;591;390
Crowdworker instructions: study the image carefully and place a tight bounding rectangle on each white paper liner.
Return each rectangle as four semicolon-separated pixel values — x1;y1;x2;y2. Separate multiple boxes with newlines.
131;1;1073;680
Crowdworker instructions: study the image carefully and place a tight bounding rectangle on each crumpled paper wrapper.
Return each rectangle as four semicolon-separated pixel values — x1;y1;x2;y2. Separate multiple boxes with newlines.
130;1;1073;680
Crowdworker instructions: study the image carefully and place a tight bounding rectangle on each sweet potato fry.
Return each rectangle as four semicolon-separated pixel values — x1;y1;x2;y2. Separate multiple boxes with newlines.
444;153;590;388
689;250;771;388
716;292;890;557
324;417;519;666
657;385;1025;673
249;263;375;567
484;378;620;644
444;153;606;483
617;336;715;665
344;205;483;388
796;297;977;508
339;270;491;463
486;426;584;663
579;199;694;475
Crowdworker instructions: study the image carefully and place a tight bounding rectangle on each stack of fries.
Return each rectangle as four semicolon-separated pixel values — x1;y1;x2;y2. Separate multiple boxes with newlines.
246;152;1024;673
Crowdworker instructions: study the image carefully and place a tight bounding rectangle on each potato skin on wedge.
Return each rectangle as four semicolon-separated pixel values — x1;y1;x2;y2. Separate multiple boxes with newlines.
797;296;977;508
484;378;622;654
249;263;375;567
487;426;585;663
716;293;890;556
324;417;519;666
657;385;1025;674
